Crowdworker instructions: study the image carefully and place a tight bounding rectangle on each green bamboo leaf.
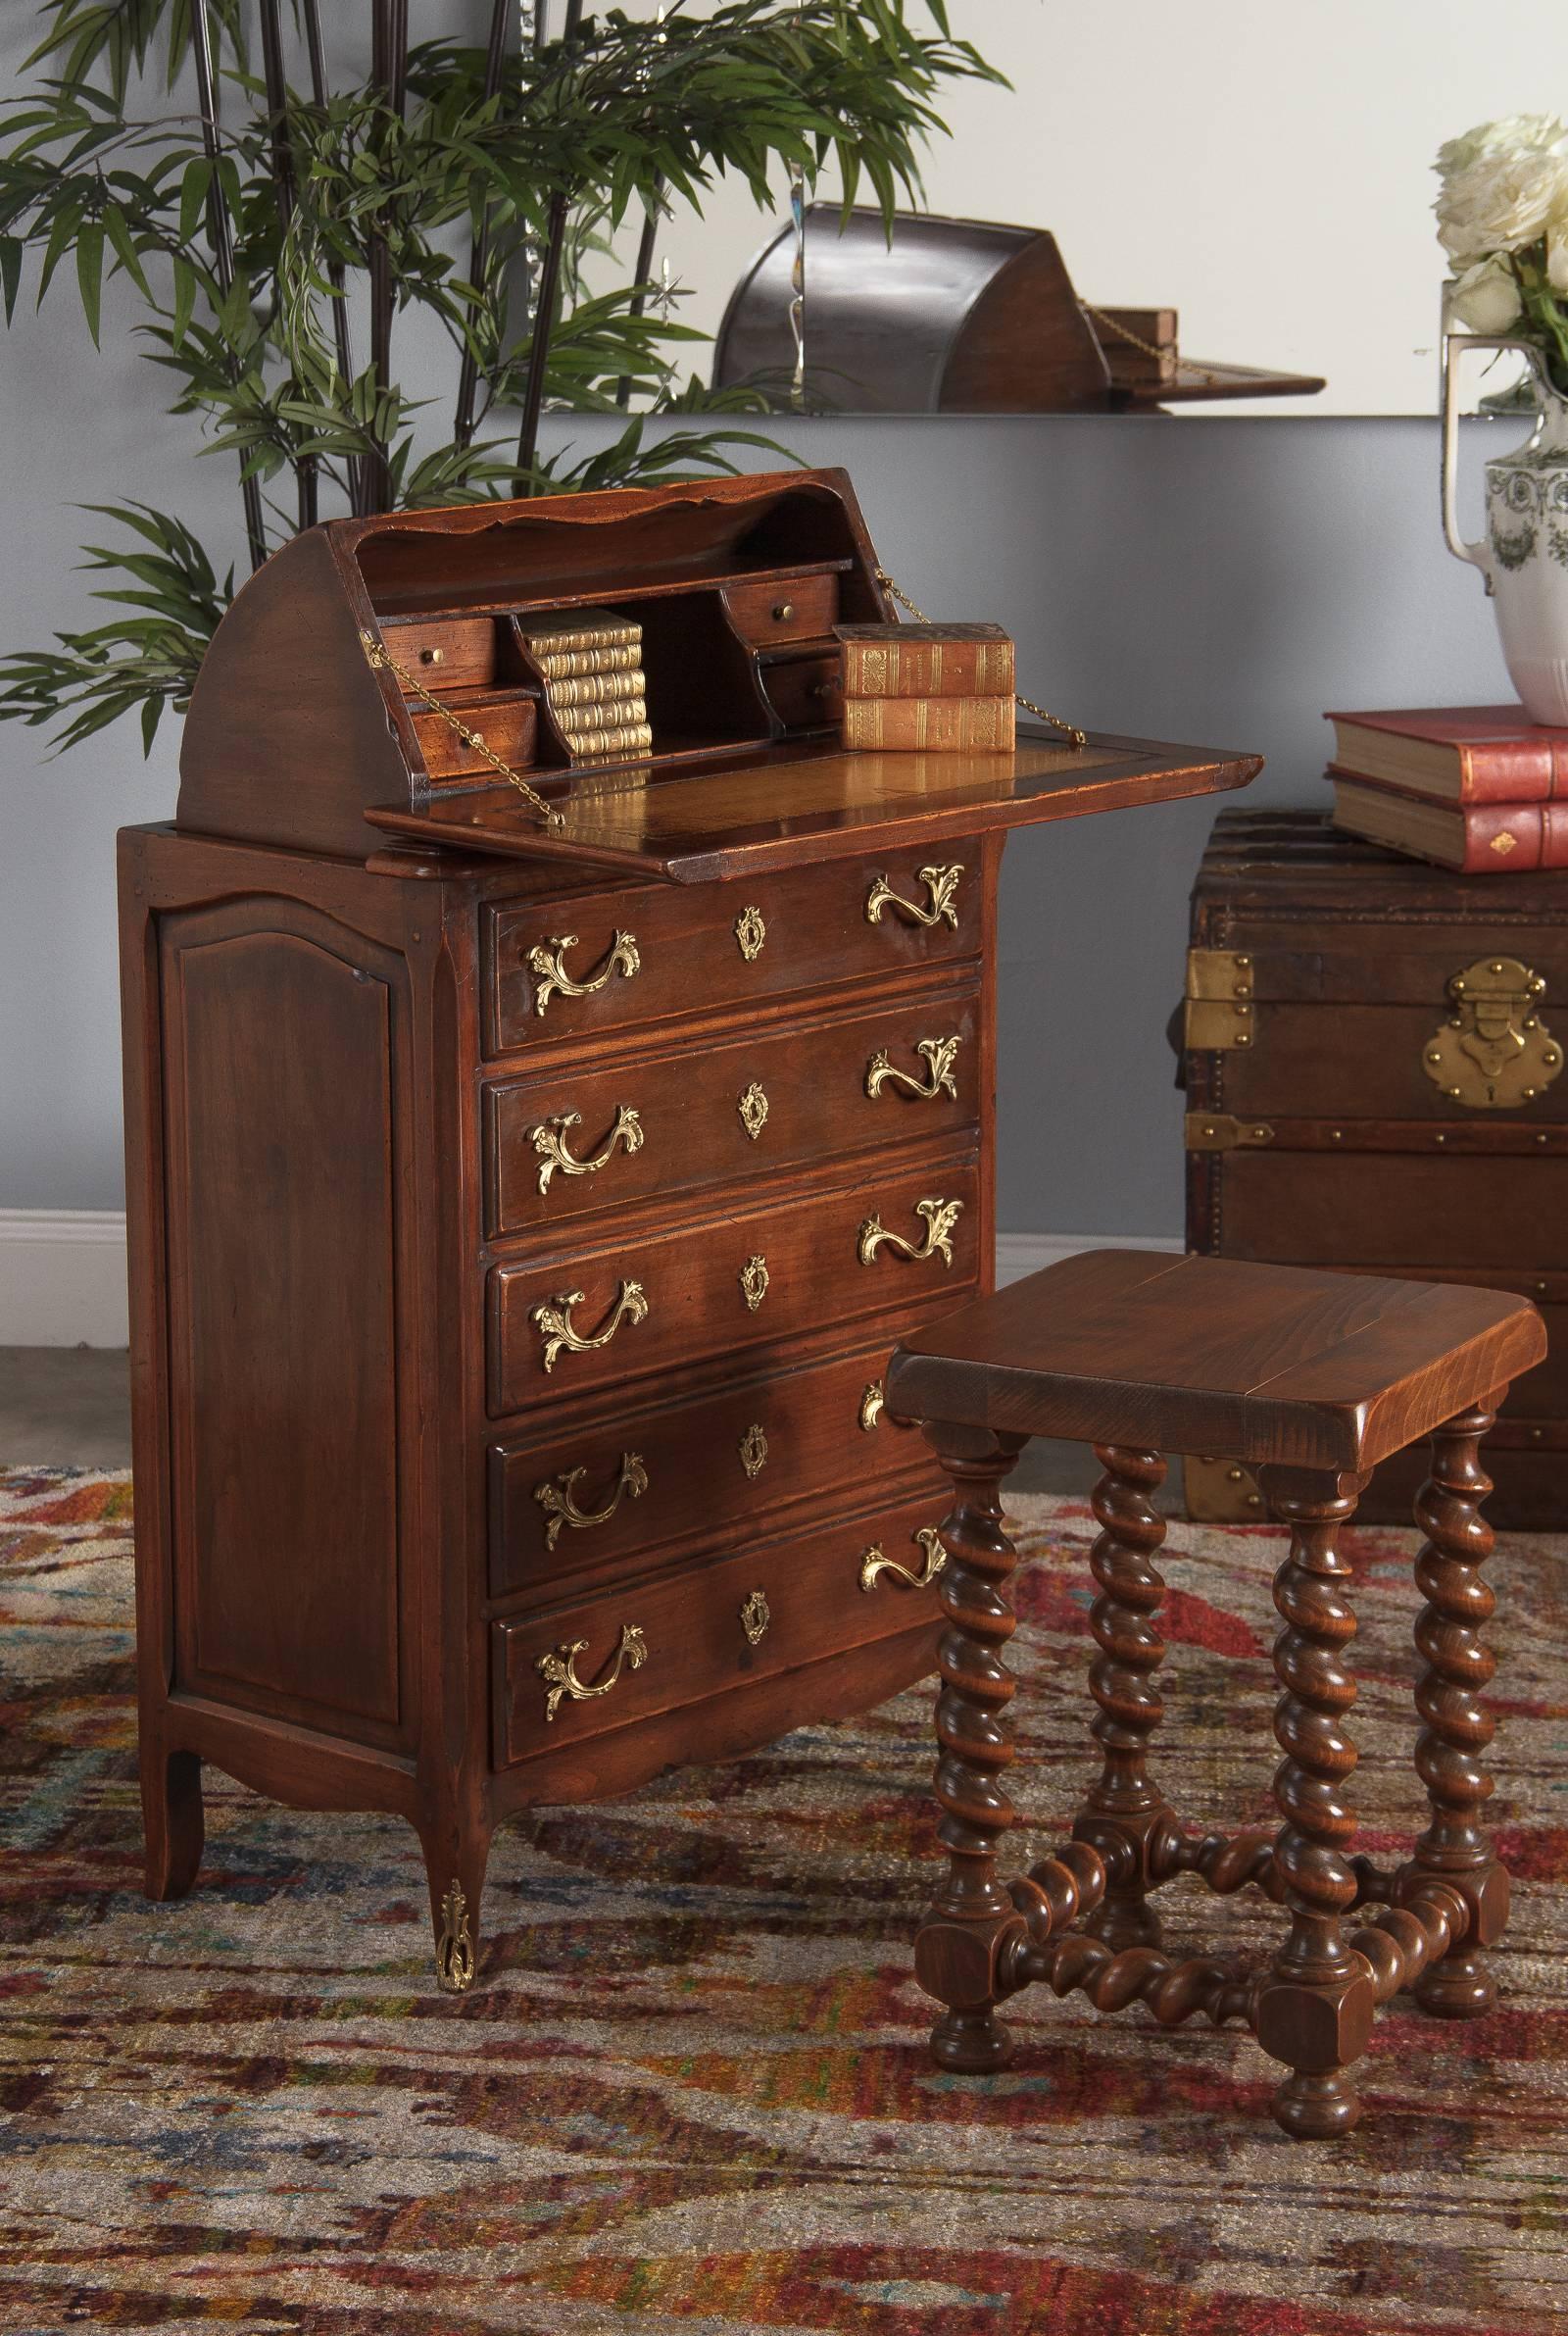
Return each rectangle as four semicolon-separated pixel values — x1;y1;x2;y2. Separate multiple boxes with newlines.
74;215;104;342
0;234;22;323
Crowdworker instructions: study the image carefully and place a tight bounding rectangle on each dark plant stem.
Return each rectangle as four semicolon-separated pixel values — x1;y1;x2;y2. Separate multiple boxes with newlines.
189;0;268;569
454;0;512;450
515;0;584;491
258;0;316;529
615;192;663;410
302;0;364;516
367;0;411;513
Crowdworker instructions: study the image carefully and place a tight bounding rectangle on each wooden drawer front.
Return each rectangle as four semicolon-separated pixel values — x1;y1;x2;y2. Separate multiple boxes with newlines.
485;852;982;1055
721;571;839;646
484;984;980;1235
380;615;498;691
489;1341;936;1604
759;649;843;731
413;690;537;782
492;1485;945;1768
487;1150;981;1417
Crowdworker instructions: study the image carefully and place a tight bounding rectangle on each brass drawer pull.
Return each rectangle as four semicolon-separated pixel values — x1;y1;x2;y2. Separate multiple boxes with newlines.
537;1621;647;1722
740;1254;770;1312
740;1588;771;1645
527;929;641;1016
533;1451;648;1551
531;1103;644;1195
858;1196;962;1267
865;1034;960;1103
864;864;963;930
859;1526;945;1592
531;1279;649;1372
859;1381;885;1431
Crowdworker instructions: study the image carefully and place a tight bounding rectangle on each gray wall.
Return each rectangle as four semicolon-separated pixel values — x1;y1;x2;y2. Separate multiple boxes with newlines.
0;382;1515;1230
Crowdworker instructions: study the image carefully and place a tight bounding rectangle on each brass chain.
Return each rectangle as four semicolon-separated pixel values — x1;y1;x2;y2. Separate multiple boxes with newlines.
873;570;1086;749
1078;300;1221;390
360;631;565;828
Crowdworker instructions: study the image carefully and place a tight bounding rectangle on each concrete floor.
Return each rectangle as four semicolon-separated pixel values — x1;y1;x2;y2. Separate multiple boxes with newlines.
0;1345;1181;1504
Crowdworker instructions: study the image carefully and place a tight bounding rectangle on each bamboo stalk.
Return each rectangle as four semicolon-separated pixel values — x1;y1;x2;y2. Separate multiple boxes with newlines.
515;0;584;490
453;0;512;451
614;193;662;410
189;0;268;569
367;0;410;513
301;0;363;516
258;0;316;529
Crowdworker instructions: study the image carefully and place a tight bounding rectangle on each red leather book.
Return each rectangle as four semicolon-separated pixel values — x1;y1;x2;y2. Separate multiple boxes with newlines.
1326;704;1568;803
1330;771;1568;870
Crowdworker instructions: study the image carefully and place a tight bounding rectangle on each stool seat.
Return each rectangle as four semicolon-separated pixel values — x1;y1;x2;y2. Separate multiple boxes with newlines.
887;1250;1545;1471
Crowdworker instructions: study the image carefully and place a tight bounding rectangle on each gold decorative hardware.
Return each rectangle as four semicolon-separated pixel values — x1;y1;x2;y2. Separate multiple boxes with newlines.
531;1103;644;1196
865;1034;961;1103
531;1279;649;1373
1184;1113;1276;1153
859;1525;946;1592
739;1423;769;1478
740;1254;770;1312
772;601;795;622
864;863;964;931
1492;831;1519;857
738;1081;769;1142
1184;1455;1265;1521
361;631;562;828
533;1451;649;1551
537;1621;647;1723
734;905;767;962
1422;956;1562;1110
858;1196;962;1268
435;1881;475;1994
859;1381;885;1432
740;1588;771;1646
1183;949;1255;1051
527;929;641;1017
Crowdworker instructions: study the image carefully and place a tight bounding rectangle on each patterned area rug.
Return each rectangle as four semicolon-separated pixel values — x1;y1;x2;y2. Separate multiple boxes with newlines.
0;1466;1564;2335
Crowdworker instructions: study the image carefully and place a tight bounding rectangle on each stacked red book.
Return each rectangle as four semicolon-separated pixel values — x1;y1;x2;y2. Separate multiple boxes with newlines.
1327;705;1568;871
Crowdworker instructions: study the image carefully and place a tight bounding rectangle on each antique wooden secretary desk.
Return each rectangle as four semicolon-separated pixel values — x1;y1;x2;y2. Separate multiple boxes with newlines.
119;468;1255;1990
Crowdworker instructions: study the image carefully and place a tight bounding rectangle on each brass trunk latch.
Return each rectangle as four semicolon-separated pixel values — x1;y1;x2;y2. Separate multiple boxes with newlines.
1184;949;1255;1051
1422;955;1562;1110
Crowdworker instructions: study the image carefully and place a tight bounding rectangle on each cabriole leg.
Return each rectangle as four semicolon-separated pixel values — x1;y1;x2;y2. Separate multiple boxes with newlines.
1254;1466;1375;2140
913;1421;1029;2074
1072;1445;1173;1950
142;1739;204;1902
1400;1399;1509;2018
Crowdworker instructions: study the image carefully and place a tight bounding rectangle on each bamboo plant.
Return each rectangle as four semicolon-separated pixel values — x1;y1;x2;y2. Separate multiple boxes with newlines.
0;0;1000;755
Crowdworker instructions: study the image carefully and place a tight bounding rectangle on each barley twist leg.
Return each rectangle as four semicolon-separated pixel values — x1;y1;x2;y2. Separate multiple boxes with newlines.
913;1421;1030;2073
1398;1400;1509;2018
1071;1446;1174;1951
1254;1466;1376;2140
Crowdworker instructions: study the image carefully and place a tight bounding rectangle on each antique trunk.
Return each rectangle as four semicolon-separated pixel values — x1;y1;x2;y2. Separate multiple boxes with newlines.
122;466;1255;1992
1183;808;1567;1527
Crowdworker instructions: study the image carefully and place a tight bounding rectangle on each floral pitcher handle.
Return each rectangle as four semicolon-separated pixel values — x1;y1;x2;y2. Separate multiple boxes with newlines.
1441;330;1532;586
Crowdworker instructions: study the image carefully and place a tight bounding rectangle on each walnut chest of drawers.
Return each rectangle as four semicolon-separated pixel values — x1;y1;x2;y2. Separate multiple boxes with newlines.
1183;807;1568;1528
121;468;1254;1988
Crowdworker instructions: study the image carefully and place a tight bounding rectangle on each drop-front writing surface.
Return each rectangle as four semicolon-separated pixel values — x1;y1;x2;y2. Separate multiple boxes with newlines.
124;469;1257;1992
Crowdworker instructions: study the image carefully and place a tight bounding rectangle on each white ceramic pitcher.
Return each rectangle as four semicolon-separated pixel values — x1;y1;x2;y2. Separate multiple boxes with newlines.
1443;330;1568;724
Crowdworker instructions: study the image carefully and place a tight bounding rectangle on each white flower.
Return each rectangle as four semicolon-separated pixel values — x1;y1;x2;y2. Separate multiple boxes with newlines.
1548;215;1568;293
1446;256;1524;331
1436;114;1568;182
1436;145;1568;262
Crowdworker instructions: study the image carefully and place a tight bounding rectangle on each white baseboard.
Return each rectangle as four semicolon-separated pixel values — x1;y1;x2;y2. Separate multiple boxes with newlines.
0;1213;1179;1350
996;1230;1183;1286
0;1211;129;1347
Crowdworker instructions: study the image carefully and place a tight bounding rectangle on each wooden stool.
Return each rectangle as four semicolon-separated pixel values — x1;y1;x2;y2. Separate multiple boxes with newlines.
885;1250;1546;2140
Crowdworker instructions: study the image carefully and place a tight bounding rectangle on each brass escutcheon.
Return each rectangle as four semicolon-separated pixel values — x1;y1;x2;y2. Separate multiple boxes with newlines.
734;905;767;962
738;1081;769;1141
739;1422;769;1478
859;1526;946;1592
740;1588;771;1645
530;1103;644;1195
1422;955;1562;1110
865;1034;961;1103
533;1451;648;1550
864;864;964;930
858;1381;885;1432
528;929;640;1016
858;1196;962;1267
740;1254;770;1312
537;1622;647;1723
531;1280;649;1372
435;1881;475;1993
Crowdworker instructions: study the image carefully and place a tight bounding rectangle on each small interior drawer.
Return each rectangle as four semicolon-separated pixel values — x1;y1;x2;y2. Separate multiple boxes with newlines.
413;688;538;782
721;570;839;646
759;648;844;731
381;615;498;691
492;1485;946;1768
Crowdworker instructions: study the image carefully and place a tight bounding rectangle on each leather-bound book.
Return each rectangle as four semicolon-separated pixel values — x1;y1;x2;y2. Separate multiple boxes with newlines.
836;621;1015;700
1327;703;1568;803
1330;770;1568;870
842;694;1016;752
